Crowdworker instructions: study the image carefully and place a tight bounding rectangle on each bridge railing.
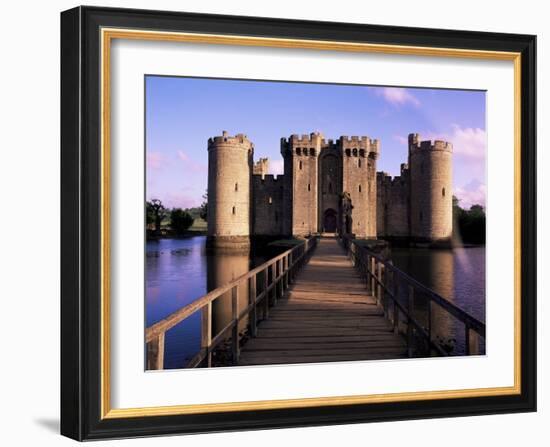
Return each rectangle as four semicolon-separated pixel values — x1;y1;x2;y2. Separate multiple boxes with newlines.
145;237;318;370
340;236;486;357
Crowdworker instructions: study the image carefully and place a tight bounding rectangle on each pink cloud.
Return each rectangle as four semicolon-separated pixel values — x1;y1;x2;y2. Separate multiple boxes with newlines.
148;191;202;210
146;151;166;170
454;180;486;209
378;88;420;107
176;149;206;172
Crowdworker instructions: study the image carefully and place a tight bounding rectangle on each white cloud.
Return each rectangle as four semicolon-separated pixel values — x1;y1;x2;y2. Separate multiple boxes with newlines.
392;135;408;145
269;158;285;176
378;88;420;107
454;180;486;209
422;125;486;161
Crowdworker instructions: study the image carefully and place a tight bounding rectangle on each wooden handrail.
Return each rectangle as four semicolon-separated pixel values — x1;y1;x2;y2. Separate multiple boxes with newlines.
340;235;486;357
145;237;319;369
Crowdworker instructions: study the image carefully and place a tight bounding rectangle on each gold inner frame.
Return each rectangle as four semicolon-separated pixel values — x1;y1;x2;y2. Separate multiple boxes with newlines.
100;27;522;419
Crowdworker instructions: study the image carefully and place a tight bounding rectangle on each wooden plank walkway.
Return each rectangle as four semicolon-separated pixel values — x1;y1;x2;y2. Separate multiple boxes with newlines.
237;237;407;366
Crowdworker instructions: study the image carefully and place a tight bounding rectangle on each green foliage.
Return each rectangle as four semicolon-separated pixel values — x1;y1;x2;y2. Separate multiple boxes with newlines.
199;191;208;221
453;195;486;244
146;199;166;235
170;208;194;234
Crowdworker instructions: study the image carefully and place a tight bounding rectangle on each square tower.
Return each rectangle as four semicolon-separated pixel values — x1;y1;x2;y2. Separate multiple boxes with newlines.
281;133;322;237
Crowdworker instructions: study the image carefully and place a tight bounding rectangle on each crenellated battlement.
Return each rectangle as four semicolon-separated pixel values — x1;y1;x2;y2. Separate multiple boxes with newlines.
377;170;407;187
207;129;452;243
408;133;452;153
253;173;284;184
208;130;254;149
282;132;324;145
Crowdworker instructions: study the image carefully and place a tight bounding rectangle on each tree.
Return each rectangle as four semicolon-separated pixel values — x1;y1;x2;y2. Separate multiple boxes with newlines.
146;199;166;236
452;196;486;244
199;191;208;221
170;208;194;234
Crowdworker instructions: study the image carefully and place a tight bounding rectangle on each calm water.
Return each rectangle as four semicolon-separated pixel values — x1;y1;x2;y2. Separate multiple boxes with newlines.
146;238;486;368
146;236;272;369
389;246;486;354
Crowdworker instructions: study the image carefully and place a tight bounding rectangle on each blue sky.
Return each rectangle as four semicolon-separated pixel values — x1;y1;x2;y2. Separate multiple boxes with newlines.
146;76;486;209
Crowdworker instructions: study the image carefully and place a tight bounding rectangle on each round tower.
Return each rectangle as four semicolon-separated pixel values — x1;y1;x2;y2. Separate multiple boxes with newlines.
408;133;453;242
207;131;253;249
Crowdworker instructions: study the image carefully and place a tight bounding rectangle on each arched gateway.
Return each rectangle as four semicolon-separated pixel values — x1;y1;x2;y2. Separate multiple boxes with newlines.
323;208;338;233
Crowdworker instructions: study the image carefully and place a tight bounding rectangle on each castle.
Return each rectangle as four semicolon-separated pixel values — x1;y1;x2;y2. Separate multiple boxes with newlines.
207;131;453;248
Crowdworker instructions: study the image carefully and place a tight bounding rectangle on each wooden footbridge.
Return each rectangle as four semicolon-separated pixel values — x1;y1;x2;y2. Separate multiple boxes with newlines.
146;236;486;369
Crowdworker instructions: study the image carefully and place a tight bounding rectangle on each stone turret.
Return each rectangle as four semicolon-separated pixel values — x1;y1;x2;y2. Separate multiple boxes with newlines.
207;131;253;249
408;133;453;241
280;132;322;237
253;157;269;178
340;135;379;238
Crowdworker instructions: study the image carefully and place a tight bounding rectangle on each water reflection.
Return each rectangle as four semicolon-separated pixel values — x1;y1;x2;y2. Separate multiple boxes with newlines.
207;249;250;336
146;238;486;368
146;236;268;369
390;247;486;355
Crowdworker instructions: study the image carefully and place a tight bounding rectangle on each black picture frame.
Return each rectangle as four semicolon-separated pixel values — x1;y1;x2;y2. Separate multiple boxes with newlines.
61;5;536;441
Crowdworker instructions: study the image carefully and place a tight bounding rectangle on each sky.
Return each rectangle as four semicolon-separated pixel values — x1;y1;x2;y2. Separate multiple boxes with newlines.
146;76;486;210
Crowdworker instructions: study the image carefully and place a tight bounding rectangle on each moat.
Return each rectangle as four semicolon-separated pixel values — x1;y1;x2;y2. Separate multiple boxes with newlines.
146;236;486;369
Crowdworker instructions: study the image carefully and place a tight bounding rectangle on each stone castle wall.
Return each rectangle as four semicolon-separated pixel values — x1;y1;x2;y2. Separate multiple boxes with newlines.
282;133;321;237
252;174;284;235
207;131;453;244
409;134;453;241
206;131;253;248
377;165;410;238
341;136;379;238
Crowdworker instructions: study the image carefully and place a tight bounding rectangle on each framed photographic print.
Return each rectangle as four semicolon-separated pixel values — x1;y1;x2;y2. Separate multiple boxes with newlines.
60;6;536;441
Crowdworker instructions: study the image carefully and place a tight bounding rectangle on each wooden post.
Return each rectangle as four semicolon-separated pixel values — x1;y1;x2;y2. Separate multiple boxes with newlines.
201;302;212;367
407;285;414;357
231;286;240;364
393;275;399;334
283;255;289;290
365;255;371;294
146;333;165;370
376;261;382;306
249;275;257;337
263;267;269;319
289;251;294;283
370;256;376;298
381;264;387;317
271;263;278;305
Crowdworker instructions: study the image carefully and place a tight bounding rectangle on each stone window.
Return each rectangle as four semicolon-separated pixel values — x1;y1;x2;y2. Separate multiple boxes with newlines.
268;197;273;204
308;183;311;191
359;149;365;157
296;148;301;156
358;158;362;168
345;149;351;157
235;182;238;191
310;148;316;156
442;187;446;197
303;148;308;156
299;161;303;170
232;206;236;215
358;184;362;193
352;148;358;157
